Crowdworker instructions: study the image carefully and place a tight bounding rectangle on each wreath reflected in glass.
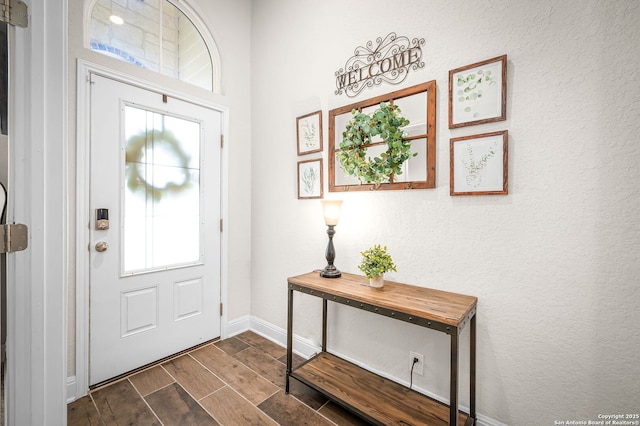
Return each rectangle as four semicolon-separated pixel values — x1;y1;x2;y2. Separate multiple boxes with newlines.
125;129;194;201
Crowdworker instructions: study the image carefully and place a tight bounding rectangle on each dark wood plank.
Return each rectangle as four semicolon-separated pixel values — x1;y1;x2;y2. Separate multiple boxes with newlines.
288;272;477;326
235;346;329;409
145;382;219;425
91;379;161;426
278;351;307;368
293;352;468;426
163;354;225;400
236;330;287;359
128;365;175;396
258;390;335;426
67;396;104;426
234;346;286;387
191;343;279;404
318;401;372;426
214;336;250;355
200;386;277;425
286;378;329;411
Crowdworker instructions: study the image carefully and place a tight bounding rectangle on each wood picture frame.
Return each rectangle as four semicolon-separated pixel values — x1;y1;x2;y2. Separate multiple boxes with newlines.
450;130;508;196
329;80;436;192
297;158;323;199
296;110;323;155
449;55;507;129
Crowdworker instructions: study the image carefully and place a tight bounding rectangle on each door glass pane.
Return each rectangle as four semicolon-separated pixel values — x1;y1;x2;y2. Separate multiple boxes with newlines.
123;105;201;273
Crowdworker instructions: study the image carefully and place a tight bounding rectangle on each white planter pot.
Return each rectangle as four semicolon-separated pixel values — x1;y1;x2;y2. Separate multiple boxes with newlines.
369;274;384;288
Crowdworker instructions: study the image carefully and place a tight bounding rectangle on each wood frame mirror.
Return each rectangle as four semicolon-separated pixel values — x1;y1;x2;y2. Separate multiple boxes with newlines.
329;80;436;192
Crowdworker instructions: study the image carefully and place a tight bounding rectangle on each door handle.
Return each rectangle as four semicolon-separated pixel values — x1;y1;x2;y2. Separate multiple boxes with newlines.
95;241;109;252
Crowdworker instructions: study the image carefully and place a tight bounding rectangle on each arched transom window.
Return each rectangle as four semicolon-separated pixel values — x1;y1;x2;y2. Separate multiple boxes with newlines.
89;0;219;92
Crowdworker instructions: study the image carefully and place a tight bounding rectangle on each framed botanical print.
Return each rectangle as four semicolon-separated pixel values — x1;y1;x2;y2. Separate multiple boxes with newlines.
449;55;507;128
296;110;323;155
297;158;323;199
450;130;508;195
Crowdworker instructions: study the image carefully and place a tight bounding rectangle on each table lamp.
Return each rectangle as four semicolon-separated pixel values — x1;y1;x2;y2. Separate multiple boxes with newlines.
320;200;343;278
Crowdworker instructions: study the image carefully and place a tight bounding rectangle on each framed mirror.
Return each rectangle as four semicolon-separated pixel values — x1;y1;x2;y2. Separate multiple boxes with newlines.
329;80;436;192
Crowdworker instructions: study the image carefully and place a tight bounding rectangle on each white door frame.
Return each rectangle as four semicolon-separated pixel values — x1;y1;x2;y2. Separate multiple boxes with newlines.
7;0;68;424
74;60;230;398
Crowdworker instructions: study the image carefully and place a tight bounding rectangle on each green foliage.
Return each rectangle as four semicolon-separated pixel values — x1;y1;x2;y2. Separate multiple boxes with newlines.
358;244;397;279
456;68;495;118
338;102;415;185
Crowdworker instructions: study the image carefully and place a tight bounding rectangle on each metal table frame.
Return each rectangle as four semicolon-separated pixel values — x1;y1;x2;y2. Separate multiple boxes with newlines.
285;275;477;426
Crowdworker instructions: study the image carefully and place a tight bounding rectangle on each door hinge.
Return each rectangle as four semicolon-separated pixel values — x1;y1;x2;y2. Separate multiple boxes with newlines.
1;0;28;28
220;219;223;232
220;134;224;148
0;223;28;253
220;303;223;316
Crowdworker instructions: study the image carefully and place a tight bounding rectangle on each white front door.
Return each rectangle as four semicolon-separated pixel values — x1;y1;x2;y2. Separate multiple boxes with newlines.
89;74;222;386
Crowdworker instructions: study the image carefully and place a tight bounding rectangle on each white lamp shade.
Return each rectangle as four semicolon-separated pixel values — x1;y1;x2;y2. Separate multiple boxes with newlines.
321;200;343;226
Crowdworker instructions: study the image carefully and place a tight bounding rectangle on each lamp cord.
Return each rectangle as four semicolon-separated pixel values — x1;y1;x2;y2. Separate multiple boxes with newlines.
410;357;418;390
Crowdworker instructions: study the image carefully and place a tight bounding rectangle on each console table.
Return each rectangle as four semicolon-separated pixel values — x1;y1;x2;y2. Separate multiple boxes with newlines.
285;272;477;426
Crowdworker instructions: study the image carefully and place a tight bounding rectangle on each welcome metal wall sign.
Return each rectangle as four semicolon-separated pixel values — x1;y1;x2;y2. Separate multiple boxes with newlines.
335;32;425;98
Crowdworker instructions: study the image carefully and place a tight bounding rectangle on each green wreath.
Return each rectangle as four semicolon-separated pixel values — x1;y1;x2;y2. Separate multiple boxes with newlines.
338;102;414;186
125;129;193;201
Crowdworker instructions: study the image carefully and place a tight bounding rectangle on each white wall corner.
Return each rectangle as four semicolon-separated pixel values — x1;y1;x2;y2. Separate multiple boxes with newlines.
225;314;251;338
66;376;77;404
248;315;320;359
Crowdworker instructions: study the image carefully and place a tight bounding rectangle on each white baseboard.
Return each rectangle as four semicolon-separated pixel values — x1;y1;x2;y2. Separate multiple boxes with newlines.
225;314;250;338
248;315;320;358
66;376;77;403
476;414;510;426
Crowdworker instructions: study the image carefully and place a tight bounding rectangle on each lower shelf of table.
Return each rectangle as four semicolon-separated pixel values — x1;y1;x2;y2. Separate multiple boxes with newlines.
288;352;473;426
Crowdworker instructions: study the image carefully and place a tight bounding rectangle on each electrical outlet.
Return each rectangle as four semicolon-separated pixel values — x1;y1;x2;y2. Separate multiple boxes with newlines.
410;351;424;376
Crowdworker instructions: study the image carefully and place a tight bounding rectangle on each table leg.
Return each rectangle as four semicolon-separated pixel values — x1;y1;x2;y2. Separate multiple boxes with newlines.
450;332;459;426
470;313;476;423
322;299;327;352
286;287;293;393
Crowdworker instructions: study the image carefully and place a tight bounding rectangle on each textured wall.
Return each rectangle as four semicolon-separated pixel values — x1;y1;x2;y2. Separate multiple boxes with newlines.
250;1;640;424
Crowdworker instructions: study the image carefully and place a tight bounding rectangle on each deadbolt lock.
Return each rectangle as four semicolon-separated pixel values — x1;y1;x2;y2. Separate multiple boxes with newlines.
96;208;109;230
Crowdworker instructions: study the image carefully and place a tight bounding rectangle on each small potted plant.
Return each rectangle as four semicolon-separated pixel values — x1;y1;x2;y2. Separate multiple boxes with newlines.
358;244;397;288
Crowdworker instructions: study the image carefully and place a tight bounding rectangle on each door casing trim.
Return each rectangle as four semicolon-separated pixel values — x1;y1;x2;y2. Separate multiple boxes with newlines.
7;1;69;423
74;59;230;400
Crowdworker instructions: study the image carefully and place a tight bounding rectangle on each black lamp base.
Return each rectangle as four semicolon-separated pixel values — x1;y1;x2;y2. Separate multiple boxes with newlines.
320;266;341;278
320;224;341;278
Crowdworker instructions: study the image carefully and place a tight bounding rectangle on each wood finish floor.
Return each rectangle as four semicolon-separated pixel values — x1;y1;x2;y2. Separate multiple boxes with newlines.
68;331;371;425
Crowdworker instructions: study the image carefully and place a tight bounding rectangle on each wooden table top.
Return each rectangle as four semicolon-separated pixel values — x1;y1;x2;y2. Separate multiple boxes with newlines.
288;271;477;327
